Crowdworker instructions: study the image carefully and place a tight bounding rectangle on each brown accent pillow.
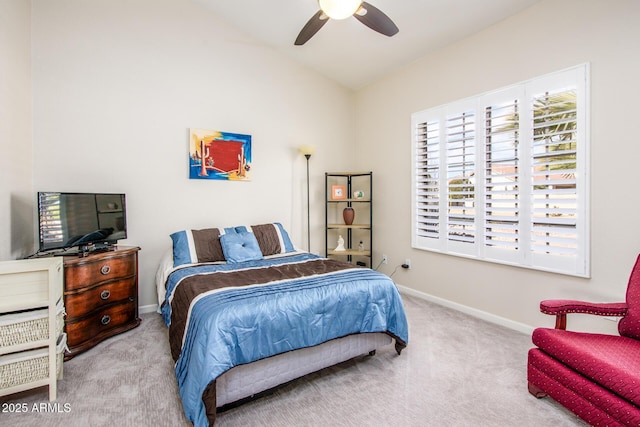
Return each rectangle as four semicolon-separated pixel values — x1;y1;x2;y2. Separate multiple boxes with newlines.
251;224;283;256
191;228;226;263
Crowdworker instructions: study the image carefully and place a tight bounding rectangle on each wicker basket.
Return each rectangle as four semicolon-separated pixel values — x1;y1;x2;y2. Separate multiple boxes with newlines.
0;299;65;348
0;333;67;390
0;348;49;389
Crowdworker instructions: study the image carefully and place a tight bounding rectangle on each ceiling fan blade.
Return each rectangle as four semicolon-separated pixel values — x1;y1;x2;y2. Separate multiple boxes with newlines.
354;2;399;37
295;10;329;45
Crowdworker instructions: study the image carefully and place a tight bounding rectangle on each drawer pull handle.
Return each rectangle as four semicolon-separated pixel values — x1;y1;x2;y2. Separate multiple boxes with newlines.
100;290;111;300
101;315;111;325
100;265;111;275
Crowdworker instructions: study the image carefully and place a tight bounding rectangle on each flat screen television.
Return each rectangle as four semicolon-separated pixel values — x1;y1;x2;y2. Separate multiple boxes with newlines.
38;192;127;253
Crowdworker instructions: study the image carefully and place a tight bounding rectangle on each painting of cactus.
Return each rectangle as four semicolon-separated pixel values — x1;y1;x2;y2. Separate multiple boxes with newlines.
189;128;252;181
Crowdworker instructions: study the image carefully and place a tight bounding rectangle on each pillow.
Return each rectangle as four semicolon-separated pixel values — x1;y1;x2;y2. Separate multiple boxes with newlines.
219;231;263;263
235;223;296;256
170;227;234;267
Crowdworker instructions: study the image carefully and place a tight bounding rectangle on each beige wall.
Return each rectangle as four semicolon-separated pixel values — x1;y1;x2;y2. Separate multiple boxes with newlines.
0;0;34;260
5;0;639;331
355;0;640;333
27;0;355;308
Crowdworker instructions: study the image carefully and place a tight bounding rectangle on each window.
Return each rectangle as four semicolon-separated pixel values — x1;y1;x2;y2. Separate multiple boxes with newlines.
411;64;589;277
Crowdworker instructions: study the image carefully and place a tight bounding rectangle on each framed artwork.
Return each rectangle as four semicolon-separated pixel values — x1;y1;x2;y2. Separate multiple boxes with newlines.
332;185;346;200
189;128;252;181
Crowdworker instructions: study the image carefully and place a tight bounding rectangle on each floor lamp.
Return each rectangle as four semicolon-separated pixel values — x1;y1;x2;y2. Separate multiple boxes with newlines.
298;145;315;252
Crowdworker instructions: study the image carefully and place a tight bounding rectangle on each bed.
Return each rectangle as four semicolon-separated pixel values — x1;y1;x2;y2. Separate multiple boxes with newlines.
156;223;409;426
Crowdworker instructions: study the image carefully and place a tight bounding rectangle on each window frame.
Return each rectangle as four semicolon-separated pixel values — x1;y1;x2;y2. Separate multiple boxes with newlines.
411;64;590;277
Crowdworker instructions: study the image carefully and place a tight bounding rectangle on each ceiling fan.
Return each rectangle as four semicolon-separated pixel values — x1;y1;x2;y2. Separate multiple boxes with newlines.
295;0;399;46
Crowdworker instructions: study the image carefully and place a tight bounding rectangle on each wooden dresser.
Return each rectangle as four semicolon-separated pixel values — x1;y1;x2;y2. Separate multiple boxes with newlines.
63;246;141;359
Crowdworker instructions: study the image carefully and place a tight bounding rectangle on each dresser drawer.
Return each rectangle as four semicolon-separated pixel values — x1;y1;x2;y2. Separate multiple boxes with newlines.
64;255;135;291
64;278;135;319
65;301;136;347
62;247;140;359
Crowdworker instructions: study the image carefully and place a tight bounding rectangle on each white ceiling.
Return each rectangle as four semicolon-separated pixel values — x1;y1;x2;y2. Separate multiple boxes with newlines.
194;0;543;90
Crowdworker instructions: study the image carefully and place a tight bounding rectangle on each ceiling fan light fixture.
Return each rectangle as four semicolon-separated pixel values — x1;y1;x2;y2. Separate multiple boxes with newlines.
318;0;362;20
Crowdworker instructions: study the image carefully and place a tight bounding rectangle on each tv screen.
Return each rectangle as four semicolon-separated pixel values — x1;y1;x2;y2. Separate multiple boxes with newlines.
38;192;127;252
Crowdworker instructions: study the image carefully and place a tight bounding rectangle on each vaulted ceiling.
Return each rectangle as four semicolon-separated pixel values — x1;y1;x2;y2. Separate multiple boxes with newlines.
194;0;543;90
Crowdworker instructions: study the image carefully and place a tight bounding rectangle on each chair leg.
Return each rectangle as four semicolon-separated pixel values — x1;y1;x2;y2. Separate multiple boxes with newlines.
528;382;548;398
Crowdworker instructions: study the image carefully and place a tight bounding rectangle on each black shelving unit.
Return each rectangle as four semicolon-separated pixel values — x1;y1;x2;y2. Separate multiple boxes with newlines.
325;172;373;267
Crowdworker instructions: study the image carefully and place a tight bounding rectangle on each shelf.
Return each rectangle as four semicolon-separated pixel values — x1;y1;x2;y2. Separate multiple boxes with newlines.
325;172;373;267
327;199;370;203
325;172;372;177
0;339;50;356
327;250;371;257
1;378;51;398
0;257;63;401
0;300;48;313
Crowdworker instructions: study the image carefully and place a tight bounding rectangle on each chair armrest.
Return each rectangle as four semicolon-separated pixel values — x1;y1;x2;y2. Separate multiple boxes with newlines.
540;300;628;329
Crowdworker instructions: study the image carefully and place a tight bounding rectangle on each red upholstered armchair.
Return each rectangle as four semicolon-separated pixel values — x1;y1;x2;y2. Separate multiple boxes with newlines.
528;254;640;426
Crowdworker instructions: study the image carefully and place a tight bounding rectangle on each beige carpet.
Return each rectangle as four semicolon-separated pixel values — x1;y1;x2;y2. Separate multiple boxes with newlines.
1;294;586;426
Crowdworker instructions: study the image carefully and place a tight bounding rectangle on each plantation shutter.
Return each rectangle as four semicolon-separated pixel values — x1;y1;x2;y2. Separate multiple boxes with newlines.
411;64;588;276
446;110;476;245
529;89;578;256
484;99;520;251
414;119;441;240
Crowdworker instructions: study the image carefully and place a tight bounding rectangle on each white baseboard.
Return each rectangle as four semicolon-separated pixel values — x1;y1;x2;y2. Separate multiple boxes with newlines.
139;304;159;314
396;284;534;335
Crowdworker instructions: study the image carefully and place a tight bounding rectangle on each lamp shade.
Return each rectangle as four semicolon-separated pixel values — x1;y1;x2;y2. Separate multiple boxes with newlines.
298;145;316;156
318;0;362;20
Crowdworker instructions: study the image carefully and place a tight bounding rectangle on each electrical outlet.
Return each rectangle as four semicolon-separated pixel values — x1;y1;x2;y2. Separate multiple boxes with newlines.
382;254;388;264
404;258;411;269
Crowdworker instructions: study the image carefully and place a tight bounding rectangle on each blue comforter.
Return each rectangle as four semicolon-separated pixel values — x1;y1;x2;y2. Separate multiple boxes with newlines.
162;253;408;426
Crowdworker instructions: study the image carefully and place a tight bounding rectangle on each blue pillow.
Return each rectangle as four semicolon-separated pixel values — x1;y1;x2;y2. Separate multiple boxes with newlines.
234;223;296;256
170;230;195;267
170;227;236;267
219;231;263;263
